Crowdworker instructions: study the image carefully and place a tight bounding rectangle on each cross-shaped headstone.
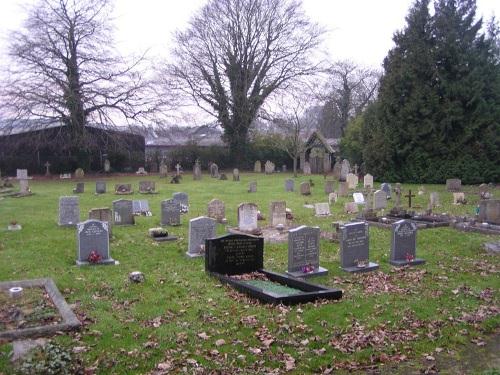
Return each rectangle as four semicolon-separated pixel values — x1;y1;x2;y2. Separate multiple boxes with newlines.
44;161;51;176
405;189;416;208
175;163;181;176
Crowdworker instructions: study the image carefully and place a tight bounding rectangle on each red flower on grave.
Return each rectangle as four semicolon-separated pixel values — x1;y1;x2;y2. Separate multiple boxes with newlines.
88;250;102;264
405;252;415;263
302;264;314;273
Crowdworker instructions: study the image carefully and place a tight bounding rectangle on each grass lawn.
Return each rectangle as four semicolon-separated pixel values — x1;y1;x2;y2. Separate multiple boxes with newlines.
0;173;498;374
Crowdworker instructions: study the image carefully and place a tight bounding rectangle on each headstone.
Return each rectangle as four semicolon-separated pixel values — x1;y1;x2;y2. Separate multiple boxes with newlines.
187;216;216;258
104;159;110;173
59;173;71;179
238;203;258;232
373;189;387;210
193;160;202;180
172;192;188;207
353;192;365;205
478;200;500;225
161;199;181;226
300;182;311;195
16;169;28;180
74;168;84;179
132;200;151;216
88;208;112;236
19;179;30;194
76;220;115;266
248;181;257;193
446;178;462;192
404;189;416;208
363;174;373;188
328;192;338;204
285;179;294;192
219;173;227;180
453;192;466;204
205;234;264;275
287;226;327;278
207;199;225;223
269;201;286;227
340;159;350;181
344;202;358;214
390;220;425;266
58;196;79;226
381;183;392;199
73;182;84;194
115;184;133;194
429;192;440;209
303;161;311;175
282;165;287;173
112;199;135;225
136;167;148;175
340;222;378;272
346;173;358;189
264;160;275;174
314;203;331;217
233;168;240;181
159;162;168;177
324;180;335;194
332;159;342;180
139;181;156;194
95;181;106;194
394;183;402;208
210;163;219;178
254;160;261;173
338;181;348;197
44;162;51;176
175;163;182;175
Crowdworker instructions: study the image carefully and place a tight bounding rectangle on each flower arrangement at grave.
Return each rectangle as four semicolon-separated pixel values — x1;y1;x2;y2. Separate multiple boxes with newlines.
180;204;189;213
88;250;102;264
149;227;168;238
302;264;315;274
405;252;415;263
355;259;369;268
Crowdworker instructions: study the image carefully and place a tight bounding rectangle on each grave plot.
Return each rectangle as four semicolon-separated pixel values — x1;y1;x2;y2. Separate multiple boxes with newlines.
205;234;342;305
0;278;80;341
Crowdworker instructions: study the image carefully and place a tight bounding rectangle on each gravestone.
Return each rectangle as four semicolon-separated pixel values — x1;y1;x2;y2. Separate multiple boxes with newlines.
74;168;84;179
269;201;286;227
172;192;188;207
88;208;112;236
193;160;202;180
338;181;348;197
478;199;499;225
44;161;51;176
314;203;331;217
353;192;365;205
340;222;378;272
453;192;466;204
139;181;156;194
287;226;327;278
136;167;147;175
340;159;350;181
16;169;28;180
132;200;151;216
394;183;402;208
233;168;240;181
187;217;216;258
76;220;115;266
324;180;334;194
346;173;358;189
73;182;84;194
264;160;275;174
344;202;358;214
332;160;342;180
446;178;462;192
95;181;106;194
19;179;30;195
328;192;338;204
285;179;294;192
159;162;168;177
219;173;227;180
238;203;259;232
381;183;392;199
60;173;71;179
300;182;311;195
58;196;79;226
207;199;225;223
112;199;135;225
364;174;373;188
115;184;133;195
161;199;181;226
210;163;219;178
373;189;387;210
429;192;440;209
175;163;182;176
205;234;264;275
254;160;261;173
282;165;287;173
104;159;110;173
248;181;257;193
303;161;311;175
390;220;425;266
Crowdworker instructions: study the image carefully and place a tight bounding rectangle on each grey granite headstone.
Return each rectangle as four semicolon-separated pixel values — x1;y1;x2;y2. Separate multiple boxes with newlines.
161;199;180;226
324;180;334;194
207;199;225;223
76;220;115;266
139;181;156;194
390;220;425;266
112;199;134;225
132;200;151;215
300;182;311;195
373;189;387;210
381;183;392;199
172;192;188;207
446;178;462;192
287;226;327;278
269;201;286;227
95;181;106;194
19;179;30;194
238;203;258;232
73;182;84;194
58;196;79;226
340;222;378;272
233;168;240;181
285;179;294;192
478;199;499;225
248;181;257;193
187;216;216;258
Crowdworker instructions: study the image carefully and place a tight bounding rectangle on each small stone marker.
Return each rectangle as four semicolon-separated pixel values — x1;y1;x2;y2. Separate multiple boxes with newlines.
161;199;181;226
346;173;358;189
193;160;202;180
269;201;287;227
314;203;331;217
210;163;219;178
95;181;106;194
172;192;188;207
233;168;240;181
59;196;80;226
159;162;168;177
328;192;338;204
112;199;135;225
353;192;365;205
254;160;261;173
429;192;440;209
287;226;327;278
104;159;111;173
340;222;378;272
16;169;28;180
132;200;151;216
139;181;156;194
303;161;311;175
478;199;499;224
338;181;348;197
453;192;466;204
373;189;387;210
74;168;84;179
207;199;225;223
300;182;311;195
88;208;112;236
115;184;133;195
381;183;392;199
187;216;216;258
324;180;334;194
76;220;116;266
264;160;275;174
344;202;358;214
446;178;462;192
238;203;259;232
73;182;84;194
248;181;257;193
390;219;425;266
363;174;373;188
285;179;294;192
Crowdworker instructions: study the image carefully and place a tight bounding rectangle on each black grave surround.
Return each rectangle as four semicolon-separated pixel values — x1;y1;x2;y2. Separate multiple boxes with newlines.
205;234;342;305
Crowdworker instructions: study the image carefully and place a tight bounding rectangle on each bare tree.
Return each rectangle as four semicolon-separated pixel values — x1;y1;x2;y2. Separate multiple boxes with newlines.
0;0;155;157
318;61;380;138
166;0;325;165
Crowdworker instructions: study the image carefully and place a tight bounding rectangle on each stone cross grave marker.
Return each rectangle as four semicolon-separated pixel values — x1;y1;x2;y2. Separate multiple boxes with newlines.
88;208;112;236
238;203;258;232
73;182;84;194
59;196;80;226
254;160;261;173
161;199;181;226
300;182;311;195
314;203;331;217
405;189;416;208
285;179;294;192
139;181;156;194
390;219;425;266
112;199;134;225
207;199;225;223
269;201;286;227
248;181;257;193
446;178;462;192
363;174;373;188
346;173;358;189
381;183;392;199
324;180;334;194
233;168;240;181
175;163;181;175
95;181;106;194
340;222;378;272
76;220;116;266
44;162;51;176
373;189;387;210
287;226;327;278
187;216;216;258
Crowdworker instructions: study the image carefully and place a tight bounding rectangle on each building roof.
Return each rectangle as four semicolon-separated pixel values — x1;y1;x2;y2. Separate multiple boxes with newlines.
304;131;340;153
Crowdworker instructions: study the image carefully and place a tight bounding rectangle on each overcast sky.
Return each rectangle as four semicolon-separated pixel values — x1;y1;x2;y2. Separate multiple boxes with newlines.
1;0;499;69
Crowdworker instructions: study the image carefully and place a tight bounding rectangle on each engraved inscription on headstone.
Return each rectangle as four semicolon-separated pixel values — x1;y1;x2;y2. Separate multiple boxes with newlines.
363;174;373;188
287;226;327;278
269;201;286;227
76;220;116;266
207;199;225;223
88;207;112;236
390;220;425;266
238;203;258;232
112;199;134;225
340;222;378;272
58;196;79;226
187;216;216;258
95;181;106;194
161;199;181;226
